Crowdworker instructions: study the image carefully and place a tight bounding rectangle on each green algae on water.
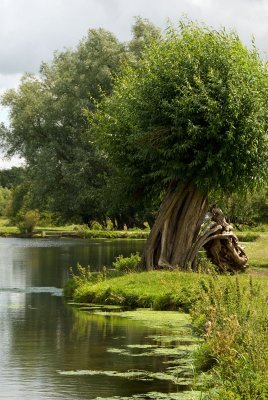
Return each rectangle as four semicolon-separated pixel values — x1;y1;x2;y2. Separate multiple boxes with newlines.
57;369;193;385
94;390;202;400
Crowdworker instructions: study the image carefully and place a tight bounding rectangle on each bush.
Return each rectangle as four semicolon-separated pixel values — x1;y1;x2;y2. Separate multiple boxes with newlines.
17;209;40;235
89;221;104;230
112;253;141;272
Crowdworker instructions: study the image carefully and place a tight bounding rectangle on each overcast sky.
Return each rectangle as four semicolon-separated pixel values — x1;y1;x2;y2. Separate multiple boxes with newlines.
1;0;268;168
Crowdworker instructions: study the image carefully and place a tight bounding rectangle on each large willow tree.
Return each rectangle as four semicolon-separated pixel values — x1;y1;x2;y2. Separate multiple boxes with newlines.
92;21;268;271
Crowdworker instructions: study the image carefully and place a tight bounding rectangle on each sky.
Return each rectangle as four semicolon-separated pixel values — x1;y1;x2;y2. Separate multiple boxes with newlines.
0;0;268;168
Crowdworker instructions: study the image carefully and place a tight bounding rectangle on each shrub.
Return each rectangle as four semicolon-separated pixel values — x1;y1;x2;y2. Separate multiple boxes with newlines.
89;221;104;230
17;209;40;235
112;253;141;273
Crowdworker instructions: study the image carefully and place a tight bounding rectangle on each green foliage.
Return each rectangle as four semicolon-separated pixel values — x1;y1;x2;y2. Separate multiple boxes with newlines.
92;20;268;197
212;187;268;227
196;252;217;274
16;209;40;235
1;29;126;223
0;167;26;189
0;187;12;216
37;211;63;227
128;16;161;59
64;263;104;298
6;181;32;221
112;253;141;272
89;220;104;230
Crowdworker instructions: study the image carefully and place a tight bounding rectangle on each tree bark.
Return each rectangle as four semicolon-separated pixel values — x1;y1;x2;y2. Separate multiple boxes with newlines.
142;183;208;270
142;184;248;273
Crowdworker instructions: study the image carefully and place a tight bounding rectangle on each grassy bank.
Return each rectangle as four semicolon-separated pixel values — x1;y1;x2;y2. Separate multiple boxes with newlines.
66;270;268;399
0;218;149;239
67;270;203;311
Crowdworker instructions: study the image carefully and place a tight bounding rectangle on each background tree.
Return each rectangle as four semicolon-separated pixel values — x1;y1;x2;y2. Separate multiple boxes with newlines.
214;188;268;227
1;29;125;224
92;21;268;271
0;187;12;216
1;18;160;227
0;167;26;189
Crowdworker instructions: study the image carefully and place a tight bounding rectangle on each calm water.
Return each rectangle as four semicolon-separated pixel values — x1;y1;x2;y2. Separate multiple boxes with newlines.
0;237;194;399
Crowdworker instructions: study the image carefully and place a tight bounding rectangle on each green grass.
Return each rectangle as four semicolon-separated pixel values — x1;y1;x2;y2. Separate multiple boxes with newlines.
75;228;149;239
0;217;19;235
70;270;206;311
244;233;268;268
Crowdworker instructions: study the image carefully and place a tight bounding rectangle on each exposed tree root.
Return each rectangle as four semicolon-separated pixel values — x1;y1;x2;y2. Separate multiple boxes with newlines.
142;184;248;273
202;207;248;273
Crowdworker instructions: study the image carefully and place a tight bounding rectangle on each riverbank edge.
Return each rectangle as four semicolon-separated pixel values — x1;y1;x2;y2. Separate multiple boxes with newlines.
64;270;268;399
0;229;150;239
0;225;263;241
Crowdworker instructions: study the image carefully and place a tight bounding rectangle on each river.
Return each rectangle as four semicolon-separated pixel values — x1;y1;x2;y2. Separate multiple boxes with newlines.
0;237;198;400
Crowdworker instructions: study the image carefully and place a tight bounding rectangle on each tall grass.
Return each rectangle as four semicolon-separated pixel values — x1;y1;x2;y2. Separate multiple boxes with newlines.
192;275;268;399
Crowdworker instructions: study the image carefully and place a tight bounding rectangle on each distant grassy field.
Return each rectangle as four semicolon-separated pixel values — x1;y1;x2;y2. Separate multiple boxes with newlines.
240;232;268;268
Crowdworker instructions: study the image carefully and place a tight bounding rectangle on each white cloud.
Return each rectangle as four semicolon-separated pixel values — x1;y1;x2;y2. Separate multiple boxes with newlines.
0;0;267;77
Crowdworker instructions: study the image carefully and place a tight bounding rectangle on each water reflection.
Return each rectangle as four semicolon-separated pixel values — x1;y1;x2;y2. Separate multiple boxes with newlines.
0;237;145;289
1;292;182;399
0;237;195;399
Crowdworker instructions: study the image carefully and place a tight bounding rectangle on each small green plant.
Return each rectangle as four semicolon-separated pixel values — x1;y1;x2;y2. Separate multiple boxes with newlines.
112;253;141;273
64;263;103;298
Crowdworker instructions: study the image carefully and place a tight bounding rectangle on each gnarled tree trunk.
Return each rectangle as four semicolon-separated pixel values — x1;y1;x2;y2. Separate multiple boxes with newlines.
142;183;248;272
202;207;248;273
142;183;208;270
